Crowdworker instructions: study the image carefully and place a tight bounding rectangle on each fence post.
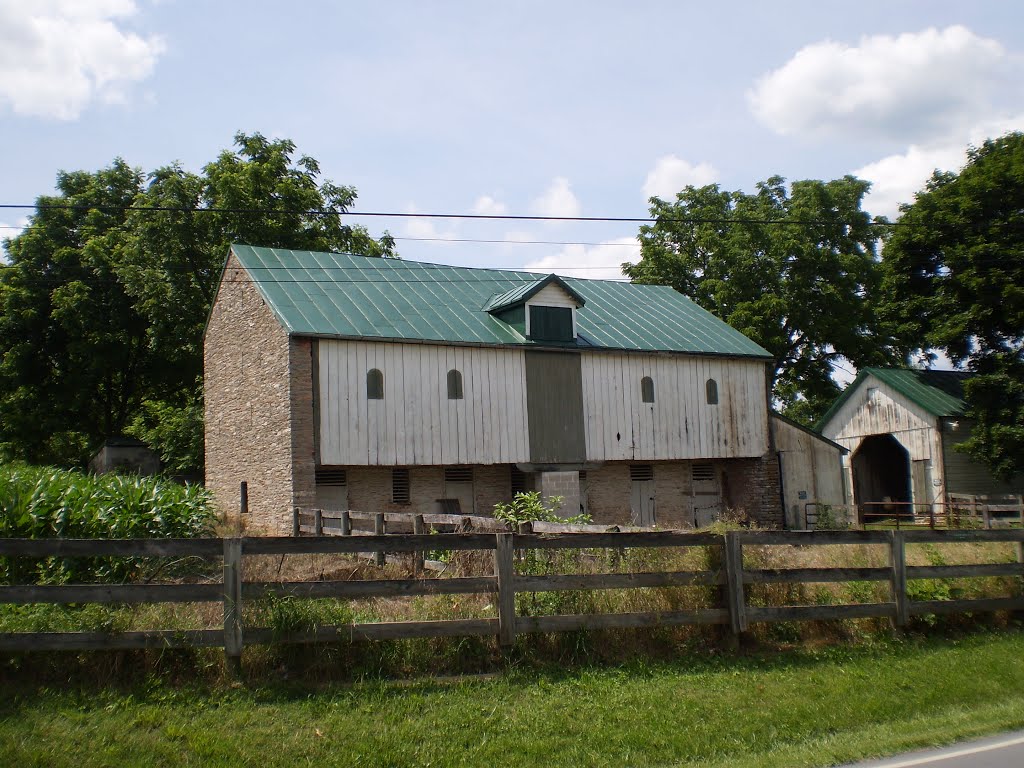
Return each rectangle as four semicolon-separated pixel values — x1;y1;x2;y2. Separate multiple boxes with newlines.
374;512;386;567
314;508;324;536
495;533;517;648
982;502;992;530
413;514;425;575
223;537;243;676
890;530;909;628
292;507;300;537
341;509;352;537
724;532;747;636
1017;496;1024;566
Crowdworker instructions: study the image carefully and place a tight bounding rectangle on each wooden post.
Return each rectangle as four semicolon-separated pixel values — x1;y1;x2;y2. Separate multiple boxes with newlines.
374;512;386;567
890;530;909;628
292;507;300;538
494;533;517;648
314;508;324;536
724;532;747;636
223;537;243;676
341;509;352;537
971;495;978;528
1017;496;1024;565
413;514;425;575
982;502;992;530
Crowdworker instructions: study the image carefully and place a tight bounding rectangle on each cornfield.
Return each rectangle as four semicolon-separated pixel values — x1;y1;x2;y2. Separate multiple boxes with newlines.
0;463;216;583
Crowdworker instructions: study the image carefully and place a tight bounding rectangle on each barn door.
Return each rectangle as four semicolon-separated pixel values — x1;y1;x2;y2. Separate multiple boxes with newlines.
630;465;655;526
442;467;475;515
315;467;348;512
691;463;721;528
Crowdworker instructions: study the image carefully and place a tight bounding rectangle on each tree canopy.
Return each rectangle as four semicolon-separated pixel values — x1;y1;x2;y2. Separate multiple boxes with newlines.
882;132;1024;480
0;132;394;470
626;175;901;424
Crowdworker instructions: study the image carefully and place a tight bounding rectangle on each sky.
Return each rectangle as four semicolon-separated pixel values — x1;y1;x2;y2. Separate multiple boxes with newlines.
2;0;1023;286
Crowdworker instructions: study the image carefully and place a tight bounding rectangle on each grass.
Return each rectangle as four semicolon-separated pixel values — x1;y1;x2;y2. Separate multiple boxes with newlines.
3;630;1024;767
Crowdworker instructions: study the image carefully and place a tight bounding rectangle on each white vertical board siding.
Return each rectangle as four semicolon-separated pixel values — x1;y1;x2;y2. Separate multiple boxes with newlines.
319;340;529;466
527;284;579;308
821;374;943;506
580;352;768;460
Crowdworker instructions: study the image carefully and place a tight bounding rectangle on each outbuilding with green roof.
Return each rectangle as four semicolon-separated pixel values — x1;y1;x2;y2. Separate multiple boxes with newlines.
819;367;1024;523
204;245;785;532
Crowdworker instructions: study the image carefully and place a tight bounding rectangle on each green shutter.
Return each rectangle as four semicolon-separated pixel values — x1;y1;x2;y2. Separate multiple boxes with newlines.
529;306;573;341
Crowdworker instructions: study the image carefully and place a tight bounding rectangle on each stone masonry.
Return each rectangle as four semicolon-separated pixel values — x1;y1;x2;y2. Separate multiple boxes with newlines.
204;252;315;533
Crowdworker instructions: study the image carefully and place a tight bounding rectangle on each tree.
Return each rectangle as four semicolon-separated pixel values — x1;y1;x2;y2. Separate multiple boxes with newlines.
0;133;394;469
626;176;901;424
882;132;1024;479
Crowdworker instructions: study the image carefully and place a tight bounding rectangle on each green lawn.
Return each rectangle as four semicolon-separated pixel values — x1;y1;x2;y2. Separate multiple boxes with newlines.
4;631;1024;767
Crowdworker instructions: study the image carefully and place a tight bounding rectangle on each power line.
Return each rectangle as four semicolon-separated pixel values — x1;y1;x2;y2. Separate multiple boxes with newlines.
0;201;901;227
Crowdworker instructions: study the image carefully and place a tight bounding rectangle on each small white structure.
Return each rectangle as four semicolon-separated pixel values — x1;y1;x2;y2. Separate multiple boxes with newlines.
819;368;1024;523
770;413;847;529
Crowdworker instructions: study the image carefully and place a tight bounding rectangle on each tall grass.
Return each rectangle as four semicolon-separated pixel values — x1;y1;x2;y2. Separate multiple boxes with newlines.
0;463;216;583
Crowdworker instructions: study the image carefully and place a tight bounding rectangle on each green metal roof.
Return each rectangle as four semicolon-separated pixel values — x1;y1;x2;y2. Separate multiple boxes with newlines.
817;367;970;429
227;244;772;358
483;273;585;312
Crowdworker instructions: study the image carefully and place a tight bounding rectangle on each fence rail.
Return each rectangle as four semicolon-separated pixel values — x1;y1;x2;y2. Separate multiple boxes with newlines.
1;529;1023;666
805;494;1024;531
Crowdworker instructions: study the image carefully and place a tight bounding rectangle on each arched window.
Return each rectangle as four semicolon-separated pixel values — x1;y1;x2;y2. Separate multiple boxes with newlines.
705;378;718;405
367;368;384;400
641;376;655;403
447;369;463;400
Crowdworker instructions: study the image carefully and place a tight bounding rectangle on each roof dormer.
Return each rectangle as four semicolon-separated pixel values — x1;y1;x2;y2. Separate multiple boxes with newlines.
485;274;585;342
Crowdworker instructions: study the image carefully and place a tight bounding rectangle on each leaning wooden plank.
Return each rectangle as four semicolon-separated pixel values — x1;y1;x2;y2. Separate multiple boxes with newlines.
0;583;222;605
0;629;223;651
514;571;723;592
903;529;1024;544
0;538;223;557
909;596;1024;615
744;603;897;622
242;576;497;600
516;609;728;633
743;567;892;584
528;521;621;534
244;618;499;644
735;530;891;545
242;533;498;555
513;531;722;550
907;563;1024;579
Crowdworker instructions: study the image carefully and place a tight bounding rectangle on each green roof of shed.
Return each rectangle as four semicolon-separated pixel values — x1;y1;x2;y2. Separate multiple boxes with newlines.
817;367;970;429
227;245;772;358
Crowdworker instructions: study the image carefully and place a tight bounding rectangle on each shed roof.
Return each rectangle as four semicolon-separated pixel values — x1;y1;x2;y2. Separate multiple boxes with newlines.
817;367;970;429
226;245;772;358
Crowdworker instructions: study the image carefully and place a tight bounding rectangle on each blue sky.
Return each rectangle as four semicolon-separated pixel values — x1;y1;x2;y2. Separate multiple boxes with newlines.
2;0;1023;282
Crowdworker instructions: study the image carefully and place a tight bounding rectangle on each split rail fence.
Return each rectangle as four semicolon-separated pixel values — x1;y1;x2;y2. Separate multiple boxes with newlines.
1;529;1023;668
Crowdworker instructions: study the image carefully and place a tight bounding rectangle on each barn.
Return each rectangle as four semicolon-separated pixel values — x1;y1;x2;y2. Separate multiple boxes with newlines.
818;367;1024;522
204;245;784;533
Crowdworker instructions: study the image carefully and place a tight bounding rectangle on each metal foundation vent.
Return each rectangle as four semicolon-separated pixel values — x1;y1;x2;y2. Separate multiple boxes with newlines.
315;468;347;486
392;468;410;504
444;467;473;483
629;464;654;482
692;463;715;482
578;471;588;483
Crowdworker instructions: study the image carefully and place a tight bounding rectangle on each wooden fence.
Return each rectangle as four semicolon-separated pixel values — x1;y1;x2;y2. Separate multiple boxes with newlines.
1;529;1023;668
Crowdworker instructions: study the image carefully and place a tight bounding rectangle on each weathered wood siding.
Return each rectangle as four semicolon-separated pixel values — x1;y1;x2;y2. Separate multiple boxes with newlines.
942;419;1024;495
771;416;846;529
525;351;586;463
821;374;943;508
318;340;529;465
580;353;768;461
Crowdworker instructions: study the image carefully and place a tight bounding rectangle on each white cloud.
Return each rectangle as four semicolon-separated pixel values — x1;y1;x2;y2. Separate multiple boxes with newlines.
0;217;29;261
642;155;718;200
749;26;1013;143
472;195;507;216
523;237;639;281
855;113;1024;218
402;204;457;243
531;177;581;218
0;0;165;120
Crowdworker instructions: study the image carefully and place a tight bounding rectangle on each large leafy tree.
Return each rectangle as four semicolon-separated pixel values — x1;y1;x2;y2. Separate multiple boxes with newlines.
0;133;394;469
882;132;1024;480
626;176;901;424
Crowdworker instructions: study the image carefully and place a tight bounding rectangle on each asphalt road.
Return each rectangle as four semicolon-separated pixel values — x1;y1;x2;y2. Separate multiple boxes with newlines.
843;730;1024;768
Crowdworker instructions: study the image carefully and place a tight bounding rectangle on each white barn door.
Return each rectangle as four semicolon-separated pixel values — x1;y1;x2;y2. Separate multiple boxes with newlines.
630;465;655;526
